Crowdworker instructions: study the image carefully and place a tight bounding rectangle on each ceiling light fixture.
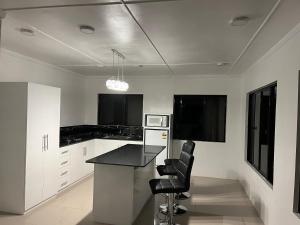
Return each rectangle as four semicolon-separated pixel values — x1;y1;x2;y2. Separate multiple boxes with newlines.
229;16;250;26
216;62;229;66
106;49;129;92
19;27;35;36
79;25;95;34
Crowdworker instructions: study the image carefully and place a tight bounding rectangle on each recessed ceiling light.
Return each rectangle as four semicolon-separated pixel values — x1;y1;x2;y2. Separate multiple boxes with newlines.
79;25;95;34
217;62;229;66
19;28;35;36
229;16;250;26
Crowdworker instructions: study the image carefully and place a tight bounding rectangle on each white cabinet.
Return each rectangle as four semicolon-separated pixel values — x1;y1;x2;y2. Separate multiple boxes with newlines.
25;83;60;210
119;140;143;146
59;140;95;190
57;139;143;192
94;139;143;156
58;145;71;190
0;82;60;214
84;140;95;175
95;139;121;156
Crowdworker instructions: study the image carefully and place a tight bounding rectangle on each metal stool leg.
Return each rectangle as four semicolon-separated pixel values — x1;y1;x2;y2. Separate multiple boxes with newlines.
159;193;180;225
176;192;191;200
169;193;174;225
173;192;192;215
159;194;168;212
159;194;188;216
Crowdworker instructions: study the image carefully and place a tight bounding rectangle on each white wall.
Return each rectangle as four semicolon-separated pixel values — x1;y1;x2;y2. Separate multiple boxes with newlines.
0;48;85;126
84;75;243;179
238;22;300;225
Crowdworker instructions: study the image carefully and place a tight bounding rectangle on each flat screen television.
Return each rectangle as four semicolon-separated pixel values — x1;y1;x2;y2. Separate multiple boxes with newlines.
98;94;143;126
173;95;227;142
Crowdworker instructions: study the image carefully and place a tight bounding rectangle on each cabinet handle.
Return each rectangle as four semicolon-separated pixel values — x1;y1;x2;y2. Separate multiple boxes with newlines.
61;150;68;155
42;136;44;151
61;171;68;176
61;181;68;187
83;147;87;156
42;135;45;151
61;160;68;166
46;134;49;150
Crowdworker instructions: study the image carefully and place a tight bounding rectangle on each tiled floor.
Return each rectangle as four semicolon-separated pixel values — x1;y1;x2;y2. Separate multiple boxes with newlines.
0;176;263;225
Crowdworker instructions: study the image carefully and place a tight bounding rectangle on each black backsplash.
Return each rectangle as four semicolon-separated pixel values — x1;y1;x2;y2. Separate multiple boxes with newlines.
60;125;143;147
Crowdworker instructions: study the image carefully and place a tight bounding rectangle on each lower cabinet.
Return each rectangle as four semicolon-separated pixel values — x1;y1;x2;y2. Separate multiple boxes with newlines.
58;139;143;191
94;139;143;155
59;140;94;191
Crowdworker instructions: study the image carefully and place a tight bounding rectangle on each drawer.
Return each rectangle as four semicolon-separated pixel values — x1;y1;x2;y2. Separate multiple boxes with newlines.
60;148;70;157
59;155;70;168
59;167;69;178
59;177;70;190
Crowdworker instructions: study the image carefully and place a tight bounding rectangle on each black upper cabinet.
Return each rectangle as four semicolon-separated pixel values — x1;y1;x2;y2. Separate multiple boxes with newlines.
98;94;143;126
173;95;227;142
247;82;277;184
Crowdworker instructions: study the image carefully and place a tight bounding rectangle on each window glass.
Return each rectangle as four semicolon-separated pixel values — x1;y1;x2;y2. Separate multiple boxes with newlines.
246;83;277;184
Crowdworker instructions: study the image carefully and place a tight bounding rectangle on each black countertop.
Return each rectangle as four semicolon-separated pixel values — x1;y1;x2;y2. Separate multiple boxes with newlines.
86;144;165;167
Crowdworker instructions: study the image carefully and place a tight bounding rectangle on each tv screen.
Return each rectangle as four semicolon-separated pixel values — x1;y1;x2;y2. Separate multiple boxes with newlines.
173;95;227;142
98;94;143;126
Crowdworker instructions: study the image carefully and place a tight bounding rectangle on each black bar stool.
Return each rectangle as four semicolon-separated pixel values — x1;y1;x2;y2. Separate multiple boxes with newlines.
149;152;194;225
156;141;195;215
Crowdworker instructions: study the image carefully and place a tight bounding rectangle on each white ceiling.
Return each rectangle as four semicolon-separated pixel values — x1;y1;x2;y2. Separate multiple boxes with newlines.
0;0;294;76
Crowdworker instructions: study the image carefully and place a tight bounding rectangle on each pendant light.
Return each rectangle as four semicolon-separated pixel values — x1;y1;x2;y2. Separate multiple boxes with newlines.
106;49;129;92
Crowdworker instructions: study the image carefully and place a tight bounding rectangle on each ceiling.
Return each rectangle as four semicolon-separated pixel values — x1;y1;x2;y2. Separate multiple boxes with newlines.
0;0;293;76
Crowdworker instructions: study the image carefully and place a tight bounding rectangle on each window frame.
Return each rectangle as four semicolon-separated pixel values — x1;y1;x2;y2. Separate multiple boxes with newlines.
293;72;300;215
245;81;277;186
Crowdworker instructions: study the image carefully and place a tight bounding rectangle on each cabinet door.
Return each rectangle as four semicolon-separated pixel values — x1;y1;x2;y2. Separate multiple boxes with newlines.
42;86;60;199
104;140;121;153
70;143;84;184
25;84;48;210
120;140;143;146
82;141;95;176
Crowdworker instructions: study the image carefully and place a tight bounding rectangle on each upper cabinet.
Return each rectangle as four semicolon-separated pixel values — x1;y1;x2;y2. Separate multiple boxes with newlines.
0;82;61;214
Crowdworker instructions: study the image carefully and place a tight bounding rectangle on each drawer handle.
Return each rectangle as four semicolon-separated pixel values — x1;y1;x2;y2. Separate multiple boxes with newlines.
61;150;69;155
60;171;68;176
61;160;68;166
61;181;68;187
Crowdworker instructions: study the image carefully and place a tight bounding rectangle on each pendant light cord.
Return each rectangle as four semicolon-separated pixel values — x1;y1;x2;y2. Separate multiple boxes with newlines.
111;48;126;81
112;50;115;76
117;54;120;80
122;58;124;80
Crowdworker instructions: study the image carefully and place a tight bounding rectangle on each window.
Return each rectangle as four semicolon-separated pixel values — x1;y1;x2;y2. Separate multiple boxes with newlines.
173;95;227;142
98;94;143;126
293;72;300;214
246;82;277;184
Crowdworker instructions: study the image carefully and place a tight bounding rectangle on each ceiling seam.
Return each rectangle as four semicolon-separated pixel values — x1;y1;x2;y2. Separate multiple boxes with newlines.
27;24;105;66
119;0;174;74
58;61;234;67
228;0;281;74
1;0;181;11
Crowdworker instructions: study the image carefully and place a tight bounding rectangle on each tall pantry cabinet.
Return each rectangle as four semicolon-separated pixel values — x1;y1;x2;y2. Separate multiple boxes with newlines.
0;82;61;214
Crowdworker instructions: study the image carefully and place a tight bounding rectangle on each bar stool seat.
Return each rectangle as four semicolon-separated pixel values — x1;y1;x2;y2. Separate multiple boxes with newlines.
149;179;185;194
157;164;177;176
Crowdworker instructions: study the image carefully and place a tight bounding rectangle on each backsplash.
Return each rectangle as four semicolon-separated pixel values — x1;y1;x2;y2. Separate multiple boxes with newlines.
60;125;143;147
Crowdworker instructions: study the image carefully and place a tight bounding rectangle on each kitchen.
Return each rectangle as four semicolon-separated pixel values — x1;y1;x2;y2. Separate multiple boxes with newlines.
1;1;300;225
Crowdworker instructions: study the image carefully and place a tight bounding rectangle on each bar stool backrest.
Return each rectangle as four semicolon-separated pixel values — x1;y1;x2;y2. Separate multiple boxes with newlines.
176;152;194;191
182;141;195;155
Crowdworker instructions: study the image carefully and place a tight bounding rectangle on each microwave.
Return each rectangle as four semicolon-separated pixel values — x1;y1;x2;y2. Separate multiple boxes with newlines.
145;114;169;127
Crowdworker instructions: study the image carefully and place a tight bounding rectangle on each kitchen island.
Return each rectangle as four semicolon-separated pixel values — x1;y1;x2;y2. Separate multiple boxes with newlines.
86;144;165;225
